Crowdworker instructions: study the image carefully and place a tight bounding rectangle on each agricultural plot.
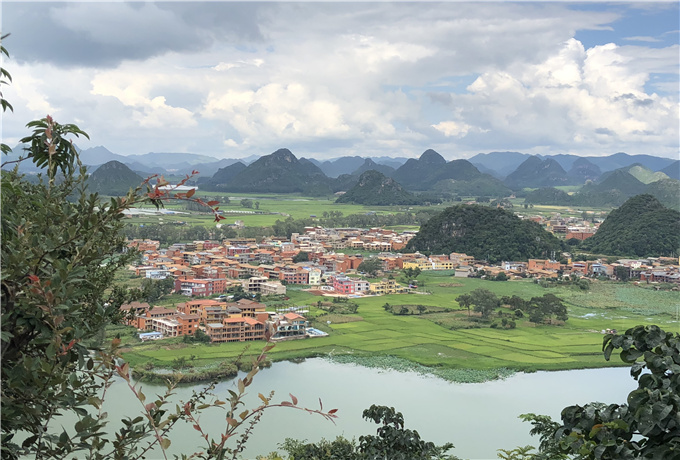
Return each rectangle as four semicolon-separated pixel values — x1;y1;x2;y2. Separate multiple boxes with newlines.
122;274;678;381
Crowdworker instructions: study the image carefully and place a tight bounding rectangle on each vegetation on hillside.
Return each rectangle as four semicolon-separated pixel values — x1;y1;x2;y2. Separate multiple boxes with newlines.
581;194;680;257
220;148;332;195
405;204;564;263
336;170;434;205
504;156;570;189
87;160;144;196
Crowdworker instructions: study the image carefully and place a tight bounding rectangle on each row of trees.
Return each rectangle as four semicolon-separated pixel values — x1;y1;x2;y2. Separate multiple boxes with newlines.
123;223;238;245
455;289;568;324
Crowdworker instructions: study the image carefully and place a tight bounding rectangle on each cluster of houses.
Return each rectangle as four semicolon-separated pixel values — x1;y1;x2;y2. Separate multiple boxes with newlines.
123;297;313;343
525;212;603;240
124;225;679;343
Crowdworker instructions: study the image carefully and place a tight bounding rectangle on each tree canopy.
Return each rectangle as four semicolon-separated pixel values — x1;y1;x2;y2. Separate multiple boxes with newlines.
405;205;564;263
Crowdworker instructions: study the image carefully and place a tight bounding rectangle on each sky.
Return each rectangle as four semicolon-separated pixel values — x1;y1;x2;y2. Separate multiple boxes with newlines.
2;1;679;161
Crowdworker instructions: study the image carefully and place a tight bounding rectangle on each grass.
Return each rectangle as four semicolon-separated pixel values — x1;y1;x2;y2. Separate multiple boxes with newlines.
120;274;679;379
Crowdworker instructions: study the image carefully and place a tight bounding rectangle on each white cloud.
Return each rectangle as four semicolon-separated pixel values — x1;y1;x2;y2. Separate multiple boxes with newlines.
3;2;677;160
432;121;471;138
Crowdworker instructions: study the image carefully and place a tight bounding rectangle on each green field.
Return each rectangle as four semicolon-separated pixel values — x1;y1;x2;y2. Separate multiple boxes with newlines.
119;192;450;228
120;272;679;378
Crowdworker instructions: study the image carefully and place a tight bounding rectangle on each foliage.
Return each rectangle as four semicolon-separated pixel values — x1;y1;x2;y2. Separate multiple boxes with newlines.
402;267;422;283
522;325;679;459
405;204;564;263
1;34;13;155
1;117;135;457
336;170;435;206
358;257;384;277
581;194;680;257
0;109;334;458
275;405;458;460
526;294;568;325
293;251;310;263
455;293;473;317
124;223;237;245
469;288;501;319
138;277;176;303
220;148;332;196
504;157;570;190
88;160;144;196
614;266;629;282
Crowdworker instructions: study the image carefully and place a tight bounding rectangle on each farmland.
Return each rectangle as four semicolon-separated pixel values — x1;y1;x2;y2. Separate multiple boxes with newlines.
119;190;615;230
119;272;678;381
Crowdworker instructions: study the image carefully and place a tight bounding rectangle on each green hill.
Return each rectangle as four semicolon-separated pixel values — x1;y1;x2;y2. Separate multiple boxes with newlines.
336;170;423;205
504;156;570;189
524;187;573;205
432;174;511;197
87;160;143;196
644;178;680;211
200;161;247;191
660;160;679;180
405;204;564;263
598;164;669;185
391;149;494;194
350;158;395;177
582;195;679;257
568;157;601;183
391;149;448;190
220;149;331;195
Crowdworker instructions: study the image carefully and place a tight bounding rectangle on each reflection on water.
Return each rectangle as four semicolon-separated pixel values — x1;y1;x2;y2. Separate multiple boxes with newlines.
98;360;633;460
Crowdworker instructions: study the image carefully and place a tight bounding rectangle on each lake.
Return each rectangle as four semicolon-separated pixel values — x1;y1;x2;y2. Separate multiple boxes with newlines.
97;359;635;459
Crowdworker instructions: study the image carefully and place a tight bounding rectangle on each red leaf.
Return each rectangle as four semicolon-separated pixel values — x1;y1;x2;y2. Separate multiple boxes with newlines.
328;408;338;414
186;188;196;198
280;401;293;407
207;200;219;206
290;394;298;405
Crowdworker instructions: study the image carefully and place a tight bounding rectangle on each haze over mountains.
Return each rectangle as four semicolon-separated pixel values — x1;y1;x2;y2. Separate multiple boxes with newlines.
5;143;677;204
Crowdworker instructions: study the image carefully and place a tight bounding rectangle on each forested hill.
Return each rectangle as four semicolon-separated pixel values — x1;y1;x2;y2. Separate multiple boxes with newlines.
581;195;680;257
335;170;423;205
87;160;143;196
405;205;564;263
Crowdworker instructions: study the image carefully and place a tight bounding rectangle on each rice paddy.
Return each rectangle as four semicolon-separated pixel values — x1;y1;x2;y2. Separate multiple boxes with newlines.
121;273;679;379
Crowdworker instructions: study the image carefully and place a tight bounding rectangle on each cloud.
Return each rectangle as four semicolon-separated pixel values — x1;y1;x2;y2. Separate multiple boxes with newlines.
624;36;661;43
2;2;677;160
432;121;472;138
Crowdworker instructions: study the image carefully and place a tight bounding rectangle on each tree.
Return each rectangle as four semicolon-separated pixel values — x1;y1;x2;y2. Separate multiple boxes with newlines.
522;325;679;459
241;198;254;208
402;267;422;283
254;200;260;210
469;288;500;319
358;257;383;277
292;251;309;263
614;265;630;282
455;293;473;317
0;43;335;458
494;271;508;281
278;405;458;460
528;294;568;324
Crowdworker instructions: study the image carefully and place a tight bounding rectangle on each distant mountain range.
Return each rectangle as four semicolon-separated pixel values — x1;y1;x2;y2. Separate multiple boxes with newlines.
5;143;676;202
524;163;679;210
470;151;676;180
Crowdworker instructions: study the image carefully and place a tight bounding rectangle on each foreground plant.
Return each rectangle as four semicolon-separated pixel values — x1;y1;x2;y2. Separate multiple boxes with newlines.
0;113;336;459
515;325;679;459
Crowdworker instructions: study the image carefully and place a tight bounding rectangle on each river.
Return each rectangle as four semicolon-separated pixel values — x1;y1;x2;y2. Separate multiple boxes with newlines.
94;359;635;460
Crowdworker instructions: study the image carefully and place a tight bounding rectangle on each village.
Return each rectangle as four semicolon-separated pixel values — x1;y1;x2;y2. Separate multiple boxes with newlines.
122;224;680;344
